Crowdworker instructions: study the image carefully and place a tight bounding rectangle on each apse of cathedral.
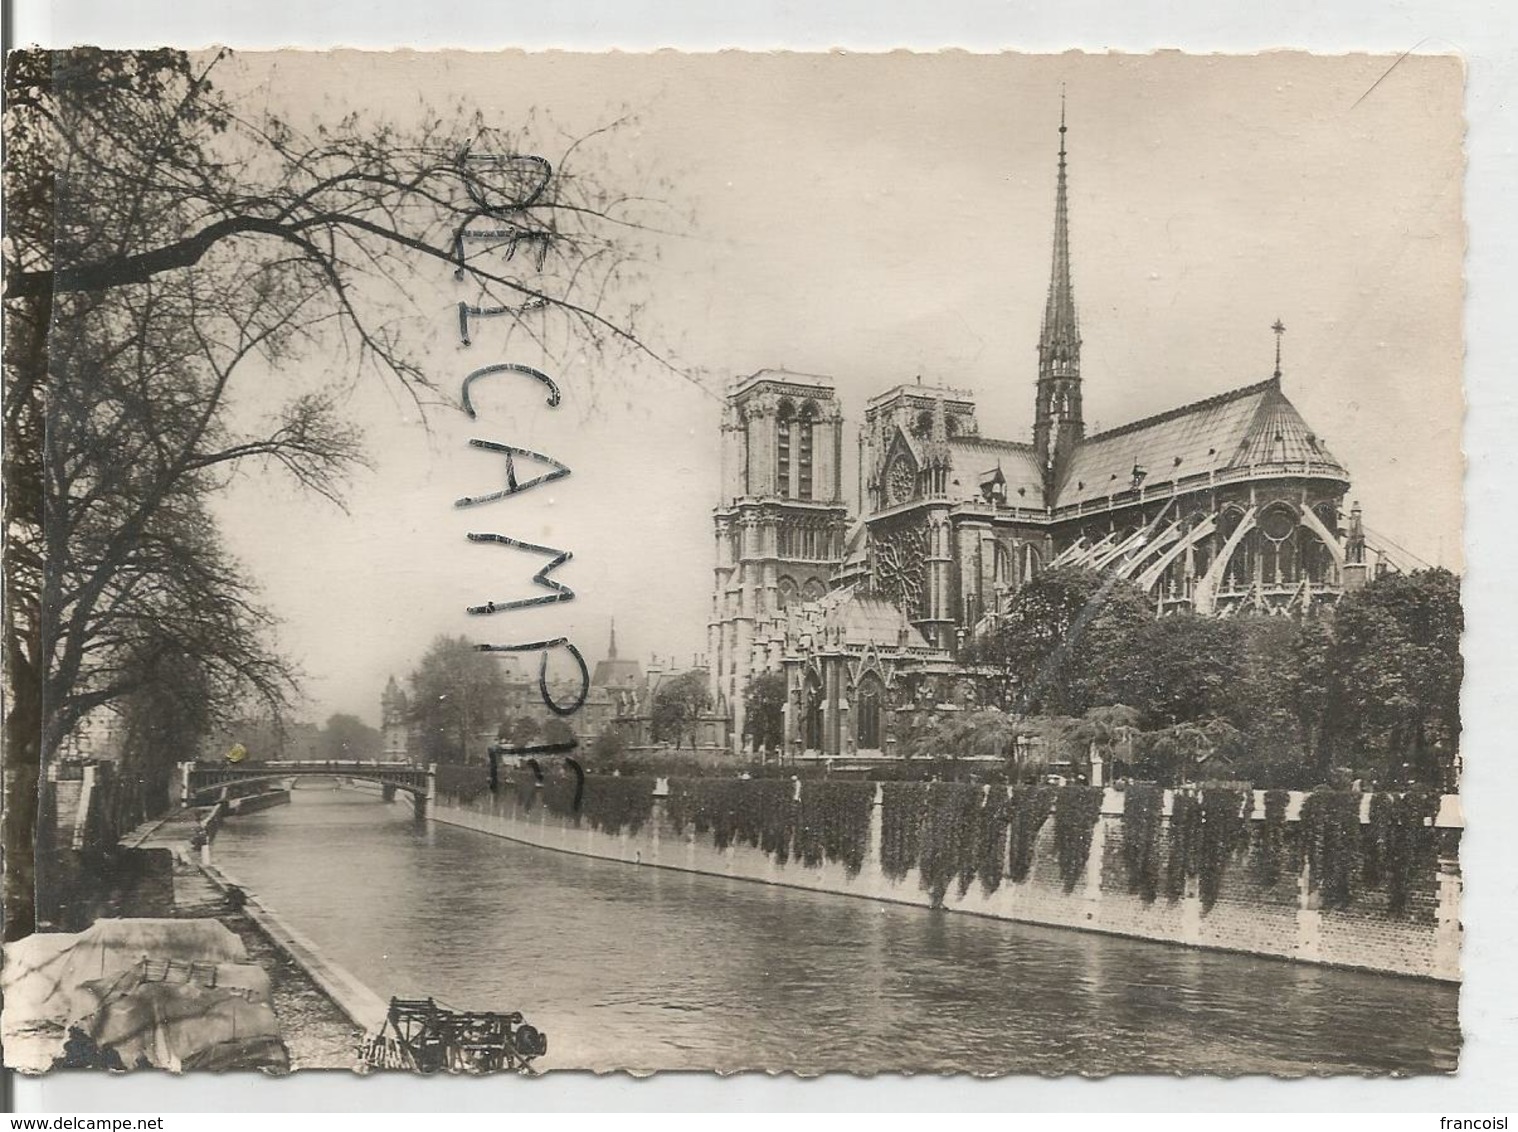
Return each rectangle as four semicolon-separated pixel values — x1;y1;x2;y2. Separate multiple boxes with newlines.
709;110;1370;758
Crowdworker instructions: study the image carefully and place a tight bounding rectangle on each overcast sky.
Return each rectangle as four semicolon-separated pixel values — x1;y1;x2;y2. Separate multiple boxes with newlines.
207;51;1465;727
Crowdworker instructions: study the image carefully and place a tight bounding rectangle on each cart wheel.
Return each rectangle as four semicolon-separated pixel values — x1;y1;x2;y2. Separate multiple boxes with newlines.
514;1025;545;1057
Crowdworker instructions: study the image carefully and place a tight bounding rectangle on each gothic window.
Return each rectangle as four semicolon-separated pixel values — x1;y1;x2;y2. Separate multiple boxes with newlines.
777;576;799;610
1189;516;1213;581
1259;503;1297;542
1260;504;1299;585
802;578;826;602
856;676;884;750
1234;530;1260;590
1163;554;1188;597
798;403;817;501
777;401;795;498
887;455;916;505
993;542;1014;586
1023;542;1043;582
1305;503;1340;584
742;412;752;494
803;673;824;751
1215;507;1248;592
874;523;930;618
1300;524;1332;585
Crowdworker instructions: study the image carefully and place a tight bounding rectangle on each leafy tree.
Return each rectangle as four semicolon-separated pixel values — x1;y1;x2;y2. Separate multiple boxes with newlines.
498;715;541;748
1065;703;1143;782
1108;613;1243;725
589;728;626;763
650;670;713;752
1292;613;1336;772
1014;715;1083;779
1138;717;1243;787
974;566;1151;716
894;708;944;760
742;672;787;758
318;713;383;761
1320;569;1462;785
541;718;576;747
1224;617;1316;785
939;709;1021;760
898;709;1053;782
409;635;510;764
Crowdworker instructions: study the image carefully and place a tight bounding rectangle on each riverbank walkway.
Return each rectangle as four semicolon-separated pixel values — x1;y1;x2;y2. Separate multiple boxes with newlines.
117;810;364;1070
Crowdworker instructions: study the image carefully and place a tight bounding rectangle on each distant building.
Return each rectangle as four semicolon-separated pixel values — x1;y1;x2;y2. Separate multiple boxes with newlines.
380;675;409;758
383;625;710;763
590;620;642;692
603;664;723;752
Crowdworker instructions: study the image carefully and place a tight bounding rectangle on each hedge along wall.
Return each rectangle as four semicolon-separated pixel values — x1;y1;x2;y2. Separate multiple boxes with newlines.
429;769;1463;982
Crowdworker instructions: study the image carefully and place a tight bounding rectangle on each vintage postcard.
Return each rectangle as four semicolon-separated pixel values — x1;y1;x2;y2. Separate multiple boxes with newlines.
1;49;1464;1076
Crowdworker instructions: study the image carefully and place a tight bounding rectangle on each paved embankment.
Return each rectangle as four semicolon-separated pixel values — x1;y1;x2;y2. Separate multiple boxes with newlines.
120;810;375;1070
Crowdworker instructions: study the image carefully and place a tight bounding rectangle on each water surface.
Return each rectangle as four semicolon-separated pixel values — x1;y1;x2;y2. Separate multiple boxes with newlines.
213;789;1461;1074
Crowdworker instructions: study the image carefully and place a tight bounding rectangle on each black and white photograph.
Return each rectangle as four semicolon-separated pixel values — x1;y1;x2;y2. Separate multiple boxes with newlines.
2;47;1471;1081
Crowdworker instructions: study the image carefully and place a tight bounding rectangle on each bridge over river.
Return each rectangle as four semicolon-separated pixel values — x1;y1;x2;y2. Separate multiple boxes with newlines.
179;760;437;819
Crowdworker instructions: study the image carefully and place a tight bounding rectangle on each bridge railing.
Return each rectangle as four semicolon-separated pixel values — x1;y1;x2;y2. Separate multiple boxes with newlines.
181;760;435;801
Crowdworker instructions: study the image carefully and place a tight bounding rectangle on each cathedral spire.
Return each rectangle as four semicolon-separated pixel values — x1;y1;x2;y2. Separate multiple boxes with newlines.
1034;95;1085;506
1040;90;1080;361
608;617;618;660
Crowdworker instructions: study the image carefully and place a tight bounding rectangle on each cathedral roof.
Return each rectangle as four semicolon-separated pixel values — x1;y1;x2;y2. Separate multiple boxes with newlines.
591;658;643;689
788;585;933;651
730;368;836;396
590;619;641;688
838;519;870;571
945;437;1043;503
1056;376;1347;509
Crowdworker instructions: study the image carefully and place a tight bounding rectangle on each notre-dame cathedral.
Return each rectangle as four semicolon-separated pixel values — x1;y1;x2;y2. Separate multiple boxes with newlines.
709;112;1377;759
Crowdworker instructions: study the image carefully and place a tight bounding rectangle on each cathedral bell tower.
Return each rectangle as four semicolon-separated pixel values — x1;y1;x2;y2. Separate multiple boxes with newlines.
1033;99;1084;507
710;370;849;751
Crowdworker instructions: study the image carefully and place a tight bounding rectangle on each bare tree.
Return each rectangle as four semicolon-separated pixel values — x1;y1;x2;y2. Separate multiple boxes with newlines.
3;48;667;937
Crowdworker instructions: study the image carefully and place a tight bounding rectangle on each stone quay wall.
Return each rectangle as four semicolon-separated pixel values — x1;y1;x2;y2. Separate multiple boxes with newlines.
431;781;1462;982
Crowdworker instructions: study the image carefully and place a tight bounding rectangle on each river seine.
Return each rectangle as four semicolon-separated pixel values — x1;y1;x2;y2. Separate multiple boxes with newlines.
211;789;1460;1075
